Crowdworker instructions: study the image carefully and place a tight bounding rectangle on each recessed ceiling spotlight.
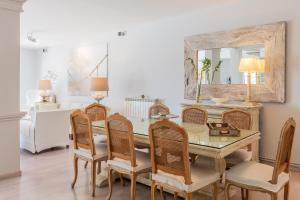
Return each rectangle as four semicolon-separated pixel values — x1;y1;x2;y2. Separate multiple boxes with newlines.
27;32;39;43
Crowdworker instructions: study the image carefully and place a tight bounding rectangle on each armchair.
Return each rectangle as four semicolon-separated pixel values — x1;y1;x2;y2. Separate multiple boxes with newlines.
20;108;71;153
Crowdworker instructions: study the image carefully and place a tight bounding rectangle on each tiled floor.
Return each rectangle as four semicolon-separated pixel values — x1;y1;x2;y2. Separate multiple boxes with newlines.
0;148;299;200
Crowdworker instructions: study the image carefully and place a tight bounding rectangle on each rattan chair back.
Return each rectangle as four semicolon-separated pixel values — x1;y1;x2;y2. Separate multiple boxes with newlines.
271;118;296;184
85;103;107;122
106;113;136;167
148;103;170;119
222;109;252;130
182;106;208;125
70;109;96;155
149;119;192;185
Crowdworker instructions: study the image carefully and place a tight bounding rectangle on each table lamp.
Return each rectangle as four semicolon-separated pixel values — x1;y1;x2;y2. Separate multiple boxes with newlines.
38;80;52;102
90;77;108;103
239;58;261;104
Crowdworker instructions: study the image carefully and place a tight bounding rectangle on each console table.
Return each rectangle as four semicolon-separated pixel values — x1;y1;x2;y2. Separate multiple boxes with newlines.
181;100;263;131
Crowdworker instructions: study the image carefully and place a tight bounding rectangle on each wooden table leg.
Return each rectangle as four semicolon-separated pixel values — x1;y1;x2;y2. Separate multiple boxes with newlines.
215;158;226;175
96;166;119;187
247;140;259;162
215;158;226;184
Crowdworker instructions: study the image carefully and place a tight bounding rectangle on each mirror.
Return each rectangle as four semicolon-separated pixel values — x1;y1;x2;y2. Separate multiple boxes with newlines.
198;45;265;85
184;22;286;103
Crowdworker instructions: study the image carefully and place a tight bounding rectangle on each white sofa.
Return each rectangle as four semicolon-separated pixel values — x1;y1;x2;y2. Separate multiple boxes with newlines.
20;107;71;153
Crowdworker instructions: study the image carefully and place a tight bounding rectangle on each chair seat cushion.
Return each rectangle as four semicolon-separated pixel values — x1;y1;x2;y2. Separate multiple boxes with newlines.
94;134;107;143
152;161;219;193
225;149;252;166
226;161;289;192
74;143;107;161
107;151;151;173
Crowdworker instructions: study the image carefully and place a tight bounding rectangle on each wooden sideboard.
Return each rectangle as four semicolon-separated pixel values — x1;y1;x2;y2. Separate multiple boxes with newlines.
181;100;263;131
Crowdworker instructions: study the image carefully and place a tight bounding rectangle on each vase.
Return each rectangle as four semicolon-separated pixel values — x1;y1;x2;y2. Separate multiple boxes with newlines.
196;83;202;103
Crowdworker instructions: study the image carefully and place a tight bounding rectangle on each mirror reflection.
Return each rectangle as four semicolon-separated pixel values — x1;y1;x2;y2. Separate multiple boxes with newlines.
197;44;265;85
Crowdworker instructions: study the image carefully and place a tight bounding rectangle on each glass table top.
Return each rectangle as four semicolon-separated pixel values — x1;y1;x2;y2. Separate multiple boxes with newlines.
92;117;259;149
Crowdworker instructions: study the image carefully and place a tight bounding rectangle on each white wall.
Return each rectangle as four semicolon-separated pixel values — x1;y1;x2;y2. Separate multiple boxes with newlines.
0;2;24;178
20;48;40;107
38;0;300;165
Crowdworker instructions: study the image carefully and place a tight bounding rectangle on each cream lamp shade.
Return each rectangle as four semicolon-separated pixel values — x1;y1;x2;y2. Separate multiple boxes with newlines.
239;57;261;73
38;80;52;90
90;77;108;91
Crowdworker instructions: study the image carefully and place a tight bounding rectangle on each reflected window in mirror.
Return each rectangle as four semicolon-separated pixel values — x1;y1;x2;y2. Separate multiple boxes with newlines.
197;44;265;85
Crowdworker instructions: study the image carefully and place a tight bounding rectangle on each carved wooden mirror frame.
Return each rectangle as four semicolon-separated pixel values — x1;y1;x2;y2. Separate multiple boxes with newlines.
184;22;286;103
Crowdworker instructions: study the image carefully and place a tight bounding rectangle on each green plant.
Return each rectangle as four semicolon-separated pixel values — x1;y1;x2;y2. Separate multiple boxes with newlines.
185;57;222;103
201;58;222;84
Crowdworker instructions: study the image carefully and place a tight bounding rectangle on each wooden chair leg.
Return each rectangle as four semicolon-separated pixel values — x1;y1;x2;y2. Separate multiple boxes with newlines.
160;186;166;200
91;161;96;197
97;160;101;174
271;193;278;200
71;156;78;188
184;192;191;200
84;161;88;168
106;168;113;200
212;182;218;200
130;173;137;200
174;192;178;200
190;153;197;164
245;189;249;199
120;173;125;186
151;181;157;200
241;189;246;200
284;182;289;200
224;182;231;200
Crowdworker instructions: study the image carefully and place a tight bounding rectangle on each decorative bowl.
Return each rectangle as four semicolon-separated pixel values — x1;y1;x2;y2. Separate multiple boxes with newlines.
211;97;229;105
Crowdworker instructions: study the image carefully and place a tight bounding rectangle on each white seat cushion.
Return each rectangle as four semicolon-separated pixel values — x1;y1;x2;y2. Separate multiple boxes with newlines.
107;151;151;172
225;149;252;165
226;161;289;192
74;143;107;160
94;135;107;143
152;162;219;193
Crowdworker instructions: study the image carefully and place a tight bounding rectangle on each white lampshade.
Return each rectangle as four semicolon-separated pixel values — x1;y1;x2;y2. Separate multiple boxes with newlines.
38;80;52;90
239;57;261;73
90;77;108;91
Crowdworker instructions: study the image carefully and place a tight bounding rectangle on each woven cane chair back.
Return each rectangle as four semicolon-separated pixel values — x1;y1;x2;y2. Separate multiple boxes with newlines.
85;103;107;122
182;106;208;125
106;113;136;167
272;118;296;184
149;119;192;184
70;109;96;155
148;103;170;119
222;109;252;130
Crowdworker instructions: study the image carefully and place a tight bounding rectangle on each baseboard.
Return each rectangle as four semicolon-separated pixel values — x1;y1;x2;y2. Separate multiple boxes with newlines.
0;170;22;181
260;157;300;172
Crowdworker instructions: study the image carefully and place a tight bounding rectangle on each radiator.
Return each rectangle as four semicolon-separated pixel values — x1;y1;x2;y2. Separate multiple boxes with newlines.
124;97;162;119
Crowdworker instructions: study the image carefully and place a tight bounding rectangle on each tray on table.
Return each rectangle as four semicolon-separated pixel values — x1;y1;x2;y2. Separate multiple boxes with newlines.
207;122;240;137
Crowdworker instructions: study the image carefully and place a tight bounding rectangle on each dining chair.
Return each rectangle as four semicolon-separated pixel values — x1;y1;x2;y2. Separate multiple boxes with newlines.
182;106;208;164
70;109;108;197
149;119;219;200
105;113;151;200
225;117;296;200
182;106;208;125
84;103;107;168
148;103;170;119
222;109;253;166
85;102;107;121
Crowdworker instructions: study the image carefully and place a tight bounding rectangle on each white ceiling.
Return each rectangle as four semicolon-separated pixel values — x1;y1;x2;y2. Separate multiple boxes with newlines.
21;0;228;48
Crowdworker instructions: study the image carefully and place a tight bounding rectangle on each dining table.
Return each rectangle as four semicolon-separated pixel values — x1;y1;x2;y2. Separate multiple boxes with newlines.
92;117;261;198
